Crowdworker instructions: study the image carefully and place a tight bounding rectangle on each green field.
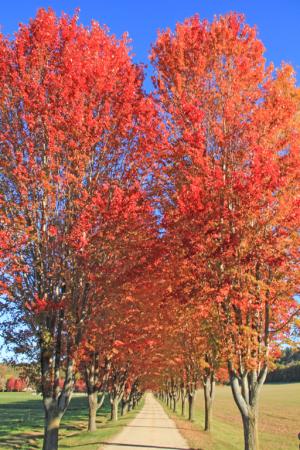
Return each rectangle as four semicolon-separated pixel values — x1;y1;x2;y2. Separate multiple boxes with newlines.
1;385;299;450
0;392;143;450
165;383;300;450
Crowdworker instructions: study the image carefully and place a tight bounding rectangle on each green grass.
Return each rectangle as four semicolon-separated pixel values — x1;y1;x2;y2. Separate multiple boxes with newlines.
163;383;300;450
0;392;144;450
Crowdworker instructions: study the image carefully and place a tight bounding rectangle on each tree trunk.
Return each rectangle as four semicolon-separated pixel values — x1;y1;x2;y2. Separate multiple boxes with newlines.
172;396;177;412
41;343;74;450
132;396;137;409
88;392;98;432
111;398;119;421
242;410;259;450
121;399;128;416
188;392;195;421
229;365;267;450
42;409;61;450
203;374;215;431
181;395;186;416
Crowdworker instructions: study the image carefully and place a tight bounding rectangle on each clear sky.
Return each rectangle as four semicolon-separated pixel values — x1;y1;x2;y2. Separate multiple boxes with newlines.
0;0;300;91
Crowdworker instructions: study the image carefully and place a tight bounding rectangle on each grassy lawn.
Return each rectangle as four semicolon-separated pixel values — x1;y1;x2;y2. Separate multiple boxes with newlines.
163;383;300;450
0;392;144;450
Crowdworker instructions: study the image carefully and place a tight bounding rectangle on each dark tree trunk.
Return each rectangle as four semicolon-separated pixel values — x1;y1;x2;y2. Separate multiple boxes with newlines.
85;353;107;432
121;398;128;416
181;395;186;416
172;396;177;412
42;406;61;450
188;392;195;421
41;344;74;450
203;373;215;431
43;426;59;450
180;387;186;416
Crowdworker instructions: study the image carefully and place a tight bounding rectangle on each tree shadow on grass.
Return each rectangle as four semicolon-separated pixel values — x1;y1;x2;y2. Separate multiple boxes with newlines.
0;394;142;450
59;404;142;449
0;394;111;449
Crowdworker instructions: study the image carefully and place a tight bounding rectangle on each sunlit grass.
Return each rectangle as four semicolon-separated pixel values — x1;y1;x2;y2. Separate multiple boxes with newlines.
0;392;143;450
163;383;300;450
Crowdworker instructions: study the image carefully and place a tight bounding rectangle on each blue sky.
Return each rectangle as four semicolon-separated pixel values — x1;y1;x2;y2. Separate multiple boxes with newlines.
0;0;300;91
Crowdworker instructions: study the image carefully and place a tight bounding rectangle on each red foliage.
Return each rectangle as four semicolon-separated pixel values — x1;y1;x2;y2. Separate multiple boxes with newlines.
152;11;299;374
6;377;16;392
6;377;27;392
74;379;86;393
151;12;299;447
0;9;161;447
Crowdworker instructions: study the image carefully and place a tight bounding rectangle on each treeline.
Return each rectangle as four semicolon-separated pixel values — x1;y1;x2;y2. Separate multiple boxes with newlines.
266;363;300;383
0;364;19;391
266;349;300;383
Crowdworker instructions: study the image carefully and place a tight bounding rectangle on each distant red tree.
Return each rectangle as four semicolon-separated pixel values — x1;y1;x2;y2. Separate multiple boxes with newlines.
6;377;16;392
74;379;86;393
6;377;27;392
14;378;27;392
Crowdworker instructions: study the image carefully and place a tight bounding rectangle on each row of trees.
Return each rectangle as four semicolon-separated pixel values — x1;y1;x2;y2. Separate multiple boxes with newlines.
150;14;299;449
266;363;300;383
0;9;299;450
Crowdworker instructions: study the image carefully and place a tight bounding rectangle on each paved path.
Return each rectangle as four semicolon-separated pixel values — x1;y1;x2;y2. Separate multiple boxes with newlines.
100;393;189;450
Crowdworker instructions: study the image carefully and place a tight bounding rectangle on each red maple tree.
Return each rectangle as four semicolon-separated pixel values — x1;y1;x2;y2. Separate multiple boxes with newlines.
151;13;299;450
0;9;160;450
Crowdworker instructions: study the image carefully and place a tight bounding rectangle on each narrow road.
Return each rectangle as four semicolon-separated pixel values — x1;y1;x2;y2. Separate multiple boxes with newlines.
100;393;189;450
